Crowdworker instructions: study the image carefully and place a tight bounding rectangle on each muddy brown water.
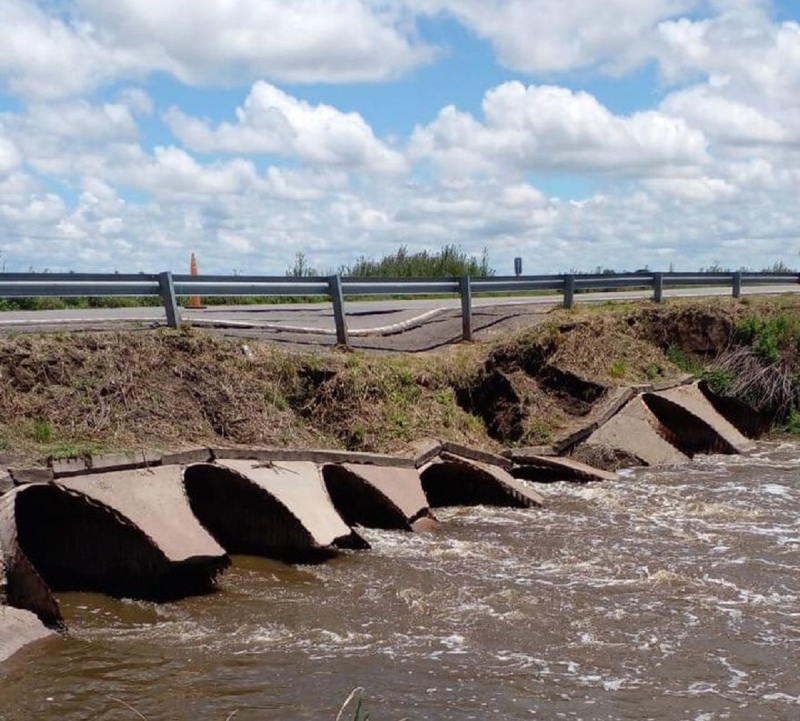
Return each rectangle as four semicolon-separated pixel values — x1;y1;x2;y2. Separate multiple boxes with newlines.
1;442;798;720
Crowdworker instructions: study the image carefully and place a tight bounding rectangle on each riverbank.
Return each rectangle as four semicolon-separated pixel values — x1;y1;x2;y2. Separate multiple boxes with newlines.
0;295;797;468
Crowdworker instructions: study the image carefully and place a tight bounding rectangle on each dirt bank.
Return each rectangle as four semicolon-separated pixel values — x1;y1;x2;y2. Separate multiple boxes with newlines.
0;296;797;466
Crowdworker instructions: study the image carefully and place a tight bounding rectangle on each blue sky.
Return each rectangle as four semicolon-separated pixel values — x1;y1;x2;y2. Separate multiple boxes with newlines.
0;0;798;275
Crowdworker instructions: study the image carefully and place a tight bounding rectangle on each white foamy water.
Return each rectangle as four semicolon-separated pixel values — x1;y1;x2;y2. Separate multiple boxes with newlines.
0;442;798;720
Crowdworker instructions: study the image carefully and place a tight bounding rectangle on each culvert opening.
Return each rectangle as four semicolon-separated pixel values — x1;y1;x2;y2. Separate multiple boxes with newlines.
14;485;220;601
642;394;738;457
322;465;411;531
420;462;529;508
184;464;339;563
698;381;771;439
510;465;585;484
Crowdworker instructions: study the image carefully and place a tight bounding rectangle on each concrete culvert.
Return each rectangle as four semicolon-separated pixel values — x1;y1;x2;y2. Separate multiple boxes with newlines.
14;484;224;601
420;459;544;508
184;461;368;562
642;393;738;457
1;489;63;629
322;464;435;531
698;380;771;439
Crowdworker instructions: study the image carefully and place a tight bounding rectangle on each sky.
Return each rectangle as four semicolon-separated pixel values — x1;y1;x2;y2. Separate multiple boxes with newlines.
0;0;798;276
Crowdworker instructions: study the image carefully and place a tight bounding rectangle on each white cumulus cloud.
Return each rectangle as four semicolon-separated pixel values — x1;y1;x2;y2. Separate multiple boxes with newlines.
405;0;698;73
411;82;709;177
164;82;406;171
0;0;434;99
661;86;787;146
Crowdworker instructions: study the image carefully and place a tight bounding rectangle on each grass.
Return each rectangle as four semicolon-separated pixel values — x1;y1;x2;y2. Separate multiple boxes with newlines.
47;441;108;461
666;343;699;374
608;359;627;379
785;410;800;434
1;297;796;465
734;313;800;363
30;418;52;443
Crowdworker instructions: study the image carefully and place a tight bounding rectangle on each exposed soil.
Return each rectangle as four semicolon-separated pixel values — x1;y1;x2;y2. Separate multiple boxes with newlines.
0;296;797;466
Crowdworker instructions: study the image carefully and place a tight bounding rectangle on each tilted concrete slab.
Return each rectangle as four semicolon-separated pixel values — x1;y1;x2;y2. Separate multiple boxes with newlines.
407;438;443;468
87;450;161;475
194;460;368;556
647;383;757;455
651;374;696;392
60;466;227;565
8;468;53;485
697;381;771;439
505;446;556;460
440;442;513;470
0;490;63;629
0;605;54;663
323;463;435;531
211;447;415;468
160;447;214;466
33;467;232;600
510;454;619;483
587;396;689;467
422;454;545;508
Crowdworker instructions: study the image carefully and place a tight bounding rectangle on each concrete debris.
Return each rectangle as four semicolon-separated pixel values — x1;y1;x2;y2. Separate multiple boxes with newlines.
587;397;690;467
423;454;544;508
185;461;368;560
646;383;756;456
323;463;436;531
511;454;619;483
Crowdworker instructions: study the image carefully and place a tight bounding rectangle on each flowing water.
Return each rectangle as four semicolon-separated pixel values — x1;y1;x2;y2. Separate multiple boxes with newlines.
1;442;798;721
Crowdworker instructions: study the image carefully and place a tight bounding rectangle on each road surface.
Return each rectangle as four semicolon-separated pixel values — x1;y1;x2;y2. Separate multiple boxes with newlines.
0;284;797;352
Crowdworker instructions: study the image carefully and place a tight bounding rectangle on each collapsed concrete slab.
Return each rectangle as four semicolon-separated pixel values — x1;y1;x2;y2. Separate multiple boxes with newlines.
0;490;63;629
645;383;757;456
322;464;436;531
697;381;771;439
420;454;545;508
510;454;619;483
44;467;230;599
585;396;690;467
184;461;368;562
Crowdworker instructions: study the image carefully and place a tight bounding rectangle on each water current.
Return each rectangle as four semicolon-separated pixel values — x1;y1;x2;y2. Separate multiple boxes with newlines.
1;441;798;720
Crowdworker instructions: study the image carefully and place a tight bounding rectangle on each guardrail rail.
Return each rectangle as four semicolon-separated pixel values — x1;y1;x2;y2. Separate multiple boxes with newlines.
0;270;797;347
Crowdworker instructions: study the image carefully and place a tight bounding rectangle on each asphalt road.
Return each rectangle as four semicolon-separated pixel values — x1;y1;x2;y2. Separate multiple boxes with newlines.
0;284;797;352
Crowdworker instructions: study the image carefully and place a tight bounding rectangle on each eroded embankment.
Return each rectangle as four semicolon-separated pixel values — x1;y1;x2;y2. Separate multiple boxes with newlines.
0;296;797;467
2;295;796;661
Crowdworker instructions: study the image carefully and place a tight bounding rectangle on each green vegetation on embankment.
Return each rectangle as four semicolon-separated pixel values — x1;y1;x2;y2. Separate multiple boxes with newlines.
0;296;797;466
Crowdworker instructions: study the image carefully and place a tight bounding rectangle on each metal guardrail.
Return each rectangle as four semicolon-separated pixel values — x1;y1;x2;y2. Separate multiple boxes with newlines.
0;270;797;346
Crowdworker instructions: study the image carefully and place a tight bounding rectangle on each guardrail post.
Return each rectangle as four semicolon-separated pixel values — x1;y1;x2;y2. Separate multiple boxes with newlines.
732;271;743;299
653;272;664;303
158;271;181;329
460;275;473;342
328;274;350;348
563;274;575;309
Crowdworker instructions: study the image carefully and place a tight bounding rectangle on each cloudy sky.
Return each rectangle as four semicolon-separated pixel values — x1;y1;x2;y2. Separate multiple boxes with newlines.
0;0;798;275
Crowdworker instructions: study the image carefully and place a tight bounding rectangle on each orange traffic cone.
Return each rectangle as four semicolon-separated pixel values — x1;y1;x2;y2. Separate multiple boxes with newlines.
188;252;202;308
